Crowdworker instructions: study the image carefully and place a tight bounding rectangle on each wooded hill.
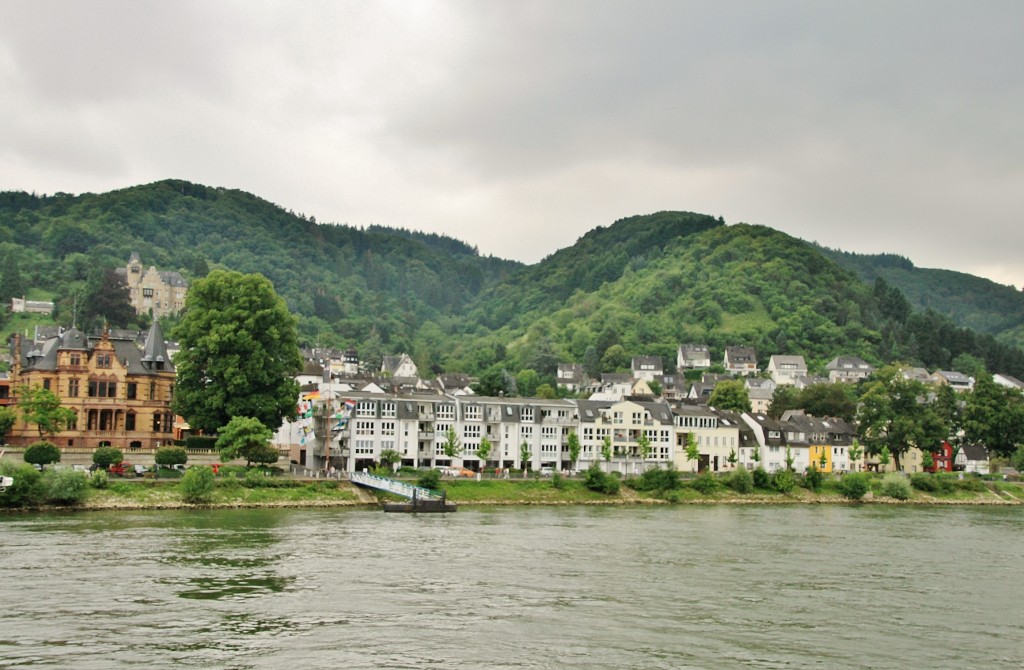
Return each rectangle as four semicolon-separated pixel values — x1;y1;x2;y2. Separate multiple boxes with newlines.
2;179;1023;383
820;247;1024;350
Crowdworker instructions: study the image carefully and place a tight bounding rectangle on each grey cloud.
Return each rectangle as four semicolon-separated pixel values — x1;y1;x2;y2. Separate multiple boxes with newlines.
1;0;1023;288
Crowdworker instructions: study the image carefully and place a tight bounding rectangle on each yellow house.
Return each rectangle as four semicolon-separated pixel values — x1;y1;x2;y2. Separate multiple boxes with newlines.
809;443;833;473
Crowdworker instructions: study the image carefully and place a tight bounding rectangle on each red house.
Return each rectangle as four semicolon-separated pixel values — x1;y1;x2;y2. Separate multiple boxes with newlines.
926;441;954;473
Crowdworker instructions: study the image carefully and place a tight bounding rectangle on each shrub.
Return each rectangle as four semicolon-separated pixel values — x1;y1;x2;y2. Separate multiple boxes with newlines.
44;469;89;505
837;472;871;500
180;466;216;504
24;441;61;470
92;446;124;469
90;469;109;489
182;435;219;451
752;467;771;489
802;466;824;492
417;469;441;490
244;468;269;487
728;465;753;493
772;469;797;494
689;472;720;495
881;473;912;500
582;463;620;494
910;473;938;492
154;446;188;469
0;462;45;507
551;471;567;490
632;466;682;493
954;475;987;493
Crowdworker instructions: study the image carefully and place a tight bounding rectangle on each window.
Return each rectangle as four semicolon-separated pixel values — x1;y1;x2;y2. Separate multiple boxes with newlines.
68;379;79;397
437;404;455;420
465;405;482;421
381;422;395;436
96;354;112;368
125;412;136;431
356;421;375;436
464;425;481;439
88;381;117;397
127;383;137;400
43;379;51;391
142;288;154;297
357;401;376;418
70;354;81;366
521;407;534;423
381;402;396;418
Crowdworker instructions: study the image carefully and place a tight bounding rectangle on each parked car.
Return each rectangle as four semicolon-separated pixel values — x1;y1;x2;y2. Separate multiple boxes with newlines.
439;467;476;478
539;467;555;477
108;462;141;477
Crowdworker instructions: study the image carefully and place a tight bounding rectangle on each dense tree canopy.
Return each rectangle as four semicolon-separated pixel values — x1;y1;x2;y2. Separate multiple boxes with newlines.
172;270;303;433
81;267;136;331
856;367;949;470
962;375;1024;458
709;380;752;413
2;181;1024;386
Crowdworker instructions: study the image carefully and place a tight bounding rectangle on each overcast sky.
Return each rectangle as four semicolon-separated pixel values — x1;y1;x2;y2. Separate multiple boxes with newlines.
3;1;1022;288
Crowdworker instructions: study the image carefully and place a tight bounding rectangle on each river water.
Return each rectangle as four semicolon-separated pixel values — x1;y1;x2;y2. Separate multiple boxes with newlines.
0;505;1020;669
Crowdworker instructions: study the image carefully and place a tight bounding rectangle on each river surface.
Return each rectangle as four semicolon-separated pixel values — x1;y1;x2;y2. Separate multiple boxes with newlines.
0;505;1020;669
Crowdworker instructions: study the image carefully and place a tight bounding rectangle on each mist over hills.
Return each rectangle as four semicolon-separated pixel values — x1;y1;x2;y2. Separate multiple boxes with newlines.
2;179;1023;381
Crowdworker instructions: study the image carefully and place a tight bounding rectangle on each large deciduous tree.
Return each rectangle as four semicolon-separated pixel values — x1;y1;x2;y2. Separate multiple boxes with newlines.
708;380;752;413
856;367;948;471
172;271;302;434
963;375;1024;458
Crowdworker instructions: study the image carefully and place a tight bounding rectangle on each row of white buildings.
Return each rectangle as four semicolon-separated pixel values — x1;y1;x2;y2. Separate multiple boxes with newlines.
276;391;867;476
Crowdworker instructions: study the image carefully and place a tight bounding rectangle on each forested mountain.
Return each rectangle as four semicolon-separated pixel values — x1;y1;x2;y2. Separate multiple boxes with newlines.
0;180;521;354
820;247;1024;349
2;180;1023;385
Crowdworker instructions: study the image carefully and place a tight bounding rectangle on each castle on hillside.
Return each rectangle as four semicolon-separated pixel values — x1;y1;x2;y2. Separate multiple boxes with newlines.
115;252;189;318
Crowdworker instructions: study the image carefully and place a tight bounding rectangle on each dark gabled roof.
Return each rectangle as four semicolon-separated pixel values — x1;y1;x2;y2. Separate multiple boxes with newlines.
725;346;757;363
59;327;89;351
827;356;873;370
301;360;325;376
575;399;612;423
632;399;674;423
961;443;988;461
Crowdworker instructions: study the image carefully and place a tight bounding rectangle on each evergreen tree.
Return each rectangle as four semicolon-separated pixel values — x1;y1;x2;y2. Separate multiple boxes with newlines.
82;267;135;330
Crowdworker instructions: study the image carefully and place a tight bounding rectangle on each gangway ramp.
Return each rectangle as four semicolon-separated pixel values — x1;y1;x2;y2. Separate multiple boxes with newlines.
349;471;439;500
348;472;455;513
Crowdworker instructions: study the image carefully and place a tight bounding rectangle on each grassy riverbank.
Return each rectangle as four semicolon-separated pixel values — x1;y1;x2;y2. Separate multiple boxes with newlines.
2;466;1021;511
